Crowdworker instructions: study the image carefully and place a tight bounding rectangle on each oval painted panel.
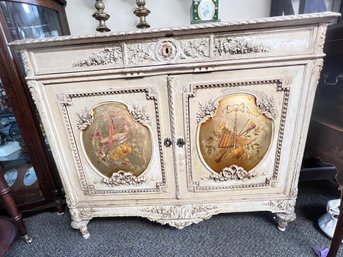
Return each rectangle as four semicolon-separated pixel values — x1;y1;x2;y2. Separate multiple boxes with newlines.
198;94;273;173
82;102;152;178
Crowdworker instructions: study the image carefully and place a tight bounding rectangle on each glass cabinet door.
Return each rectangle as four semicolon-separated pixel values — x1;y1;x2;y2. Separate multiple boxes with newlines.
0;0;69;210
0;1;63;40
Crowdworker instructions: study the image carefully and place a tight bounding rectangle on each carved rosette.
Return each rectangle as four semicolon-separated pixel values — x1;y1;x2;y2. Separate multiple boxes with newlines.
142;205;217;229
209;165;257;182
128;105;151;126
77;109;93;130
79;208;93;219
155;39;180;63
214;37;269;56
196;101;217;123
72;47;122;67
102;170;145;186
267;199;288;210
256;96;277;119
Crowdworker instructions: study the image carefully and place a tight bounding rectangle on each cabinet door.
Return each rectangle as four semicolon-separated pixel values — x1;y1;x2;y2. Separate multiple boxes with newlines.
39;75;175;202
171;65;306;200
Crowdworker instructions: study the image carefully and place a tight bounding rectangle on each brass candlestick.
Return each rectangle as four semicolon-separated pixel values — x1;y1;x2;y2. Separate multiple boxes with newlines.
134;0;150;29
92;0;111;32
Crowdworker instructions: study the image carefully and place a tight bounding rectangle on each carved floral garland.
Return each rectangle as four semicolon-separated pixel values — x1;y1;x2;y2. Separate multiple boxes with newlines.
76;110;93;130
210;165;257;182
196;101;217;123
256;96;277;119
214;37;269;56
72;47;122;67
102;170;145;186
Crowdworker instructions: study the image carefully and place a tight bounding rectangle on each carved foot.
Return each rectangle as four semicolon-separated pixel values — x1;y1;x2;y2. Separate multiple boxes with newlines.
22;234;33;243
71;220;90;239
276;212;296;231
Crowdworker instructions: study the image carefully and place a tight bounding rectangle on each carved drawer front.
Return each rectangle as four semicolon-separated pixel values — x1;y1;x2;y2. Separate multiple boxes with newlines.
43;76;175;201
171;66;305;199
22;26;315;76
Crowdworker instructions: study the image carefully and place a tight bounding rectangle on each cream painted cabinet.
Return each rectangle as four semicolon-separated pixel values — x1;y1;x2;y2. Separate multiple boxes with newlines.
11;12;339;238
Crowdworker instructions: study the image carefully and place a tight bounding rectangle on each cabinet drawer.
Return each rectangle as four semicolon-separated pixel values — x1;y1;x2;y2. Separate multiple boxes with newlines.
24;26;316;76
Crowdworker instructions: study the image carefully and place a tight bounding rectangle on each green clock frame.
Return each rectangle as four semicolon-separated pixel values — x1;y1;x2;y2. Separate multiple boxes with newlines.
191;0;220;24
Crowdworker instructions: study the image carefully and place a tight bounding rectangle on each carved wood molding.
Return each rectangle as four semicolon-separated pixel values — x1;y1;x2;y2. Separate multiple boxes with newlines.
141;205;218;229
57;88;167;194
184;79;290;192
209;165;257;182
102;171;145;186
214;37;269;56
10;12;338;47
72;47;123;67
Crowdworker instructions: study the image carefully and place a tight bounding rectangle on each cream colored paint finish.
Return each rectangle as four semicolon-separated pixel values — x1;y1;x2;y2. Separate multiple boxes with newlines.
65;0;271;35
11;13;339;238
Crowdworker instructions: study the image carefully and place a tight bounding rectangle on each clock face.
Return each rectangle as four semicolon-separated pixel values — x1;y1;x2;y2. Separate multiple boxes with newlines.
198;0;216;21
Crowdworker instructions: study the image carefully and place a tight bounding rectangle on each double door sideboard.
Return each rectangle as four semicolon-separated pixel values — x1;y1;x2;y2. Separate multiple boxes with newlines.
10;12;339;238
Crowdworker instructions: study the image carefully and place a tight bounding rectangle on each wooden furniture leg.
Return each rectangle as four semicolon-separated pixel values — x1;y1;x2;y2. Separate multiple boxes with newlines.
327;187;343;257
0;168;32;243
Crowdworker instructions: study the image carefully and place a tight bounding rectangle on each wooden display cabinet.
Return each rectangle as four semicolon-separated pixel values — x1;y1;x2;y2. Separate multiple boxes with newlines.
0;0;69;212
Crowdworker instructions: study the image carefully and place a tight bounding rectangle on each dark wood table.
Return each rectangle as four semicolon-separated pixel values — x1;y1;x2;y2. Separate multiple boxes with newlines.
0;217;16;257
0;167;31;251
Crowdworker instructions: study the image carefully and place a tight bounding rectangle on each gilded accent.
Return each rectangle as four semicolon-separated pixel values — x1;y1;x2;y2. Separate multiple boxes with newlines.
82;102;152;178
59;88;167;194
184;79;290;192
198;94;273;173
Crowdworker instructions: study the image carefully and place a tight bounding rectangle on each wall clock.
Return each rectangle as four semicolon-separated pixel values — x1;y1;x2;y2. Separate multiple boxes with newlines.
191;0;220;24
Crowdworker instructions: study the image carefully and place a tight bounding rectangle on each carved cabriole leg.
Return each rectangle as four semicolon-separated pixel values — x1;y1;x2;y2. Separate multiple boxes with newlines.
71;219;90;239
276;192;297;231
67;197;92;239
276;211;296;231
276;197;297;231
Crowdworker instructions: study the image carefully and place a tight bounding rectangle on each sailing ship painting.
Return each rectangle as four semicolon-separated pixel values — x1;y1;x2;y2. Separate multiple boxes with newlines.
198;94;273;173
82;102;152;178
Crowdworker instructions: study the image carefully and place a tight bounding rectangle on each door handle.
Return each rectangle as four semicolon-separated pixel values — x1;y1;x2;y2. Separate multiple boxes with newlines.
176;138;185;148
164;138;172;147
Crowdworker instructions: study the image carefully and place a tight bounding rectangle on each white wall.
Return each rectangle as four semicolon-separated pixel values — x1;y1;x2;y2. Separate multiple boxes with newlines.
65;0;272;35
